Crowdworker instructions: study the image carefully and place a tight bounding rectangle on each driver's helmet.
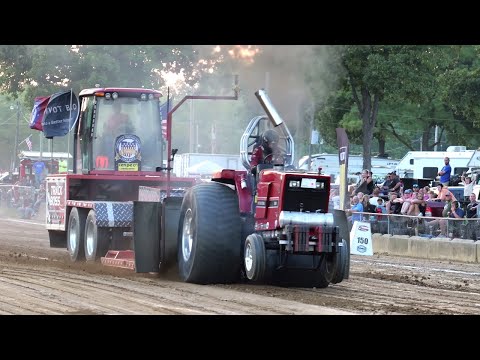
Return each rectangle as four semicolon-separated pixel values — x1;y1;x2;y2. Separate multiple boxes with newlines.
262;129;279;148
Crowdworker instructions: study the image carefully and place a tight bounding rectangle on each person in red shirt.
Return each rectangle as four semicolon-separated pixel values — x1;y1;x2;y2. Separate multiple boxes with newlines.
250;129;280;175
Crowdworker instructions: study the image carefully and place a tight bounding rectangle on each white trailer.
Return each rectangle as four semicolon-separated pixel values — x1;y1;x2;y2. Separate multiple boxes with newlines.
395;146;475;179
173;153;244;178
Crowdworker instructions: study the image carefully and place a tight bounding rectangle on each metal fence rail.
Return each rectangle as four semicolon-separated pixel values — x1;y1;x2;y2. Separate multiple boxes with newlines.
356;211;480;240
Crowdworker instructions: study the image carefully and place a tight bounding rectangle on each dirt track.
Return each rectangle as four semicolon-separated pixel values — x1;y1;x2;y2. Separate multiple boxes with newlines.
1;212;480;315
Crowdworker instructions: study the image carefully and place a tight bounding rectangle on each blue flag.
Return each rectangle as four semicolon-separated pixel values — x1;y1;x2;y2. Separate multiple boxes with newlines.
42;90;80;139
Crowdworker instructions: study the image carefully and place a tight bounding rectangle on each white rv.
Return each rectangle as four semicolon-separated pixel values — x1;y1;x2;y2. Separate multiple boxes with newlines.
298;153;399;181
467;149;480;171
395;146;474;180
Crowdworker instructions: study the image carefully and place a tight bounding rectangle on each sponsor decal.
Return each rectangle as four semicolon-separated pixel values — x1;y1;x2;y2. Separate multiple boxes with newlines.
114;134;141;171
118;163;139;171
357;245;367;253
358;225;369;232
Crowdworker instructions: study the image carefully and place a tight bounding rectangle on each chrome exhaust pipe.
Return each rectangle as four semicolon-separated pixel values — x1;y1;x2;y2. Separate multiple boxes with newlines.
255;89;284;127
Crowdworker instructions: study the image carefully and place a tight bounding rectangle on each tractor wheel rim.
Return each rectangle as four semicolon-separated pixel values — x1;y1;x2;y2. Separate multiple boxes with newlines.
69;217;78;252
86;219;94;256
245;242;253;272
182;209;193;262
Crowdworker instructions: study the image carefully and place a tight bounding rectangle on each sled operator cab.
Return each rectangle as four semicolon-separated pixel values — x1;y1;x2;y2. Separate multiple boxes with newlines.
76;88;165;174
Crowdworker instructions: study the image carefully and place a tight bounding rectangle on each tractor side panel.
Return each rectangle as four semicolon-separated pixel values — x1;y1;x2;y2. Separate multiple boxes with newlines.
46;176;68;231
133;201;161;273
93;202;133;227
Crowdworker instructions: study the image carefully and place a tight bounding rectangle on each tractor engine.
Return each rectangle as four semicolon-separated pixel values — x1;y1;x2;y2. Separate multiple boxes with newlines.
254;168;338;254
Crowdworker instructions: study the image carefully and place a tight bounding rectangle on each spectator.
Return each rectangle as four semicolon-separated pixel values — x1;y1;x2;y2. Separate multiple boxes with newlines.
381;172;400;196
377;197;385;209
17;196;35;219
386;191;402;215
426;190;438;201
461;173;474;202
331;188;340;210
438;157;452;186
400;189;415;215
408;192;427;216
347;195;363;223
369;188;381;206
436;184;457;202
58;159;68;174
354;169;374;195
362;194;377;214
33;160;45;187
427;193;454;236
465;193;478;218
446;200;465;237
465;193;479;240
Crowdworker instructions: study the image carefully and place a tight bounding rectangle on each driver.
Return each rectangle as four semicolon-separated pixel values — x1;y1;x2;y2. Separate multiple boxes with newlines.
104;101;134;134
250;129;281;174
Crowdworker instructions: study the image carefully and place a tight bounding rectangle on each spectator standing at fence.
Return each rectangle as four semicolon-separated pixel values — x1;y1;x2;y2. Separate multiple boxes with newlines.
428;193;454;236
447;200;465;237
465;193;478;218
438;157;452;186
465;193;479;240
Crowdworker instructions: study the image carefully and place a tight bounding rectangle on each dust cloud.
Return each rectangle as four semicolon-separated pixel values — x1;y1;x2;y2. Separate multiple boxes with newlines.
193;45;339;141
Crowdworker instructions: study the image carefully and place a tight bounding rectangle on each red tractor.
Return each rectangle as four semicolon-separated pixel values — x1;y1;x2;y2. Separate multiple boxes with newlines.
170;90;350;287
45;80;349;288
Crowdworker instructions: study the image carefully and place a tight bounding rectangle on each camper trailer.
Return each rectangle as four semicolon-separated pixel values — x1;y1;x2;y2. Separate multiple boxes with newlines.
298;153;399;182
395;146;475;180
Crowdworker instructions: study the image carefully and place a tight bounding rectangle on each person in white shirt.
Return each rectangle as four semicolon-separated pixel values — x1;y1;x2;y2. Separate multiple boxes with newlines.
461;173;474;202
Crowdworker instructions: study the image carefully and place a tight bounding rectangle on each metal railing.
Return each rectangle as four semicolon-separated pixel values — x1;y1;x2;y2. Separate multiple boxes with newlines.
354;211;480;240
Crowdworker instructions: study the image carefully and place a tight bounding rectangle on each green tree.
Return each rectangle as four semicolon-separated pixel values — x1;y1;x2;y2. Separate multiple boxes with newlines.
309;45;457;170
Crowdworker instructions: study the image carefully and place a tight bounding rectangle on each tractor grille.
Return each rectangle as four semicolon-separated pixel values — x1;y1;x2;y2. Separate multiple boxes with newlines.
284;224;338;253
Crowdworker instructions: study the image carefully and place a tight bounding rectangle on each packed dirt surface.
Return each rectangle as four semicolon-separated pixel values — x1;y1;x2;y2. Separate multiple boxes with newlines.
1;209;480;315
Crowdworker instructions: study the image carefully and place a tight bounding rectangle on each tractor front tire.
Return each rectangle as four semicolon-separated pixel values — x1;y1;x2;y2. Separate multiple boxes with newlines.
244;234;266;282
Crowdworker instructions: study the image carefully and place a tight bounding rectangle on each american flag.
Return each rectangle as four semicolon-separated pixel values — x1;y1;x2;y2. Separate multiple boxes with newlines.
159;97;172;139
25;135;32;151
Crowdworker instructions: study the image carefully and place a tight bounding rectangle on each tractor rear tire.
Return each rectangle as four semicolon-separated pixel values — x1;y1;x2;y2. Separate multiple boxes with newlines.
67;207;87;262
273;254;331;288
84;210;110;262
244;234;266;282
331;238;349;284
177;182;242;284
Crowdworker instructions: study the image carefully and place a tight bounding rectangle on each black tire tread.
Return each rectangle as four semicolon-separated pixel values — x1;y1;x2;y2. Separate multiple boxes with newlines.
178;182;241;284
